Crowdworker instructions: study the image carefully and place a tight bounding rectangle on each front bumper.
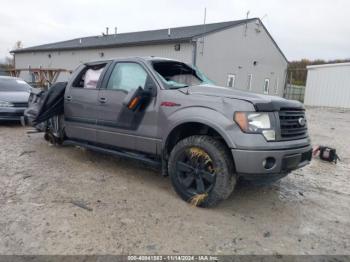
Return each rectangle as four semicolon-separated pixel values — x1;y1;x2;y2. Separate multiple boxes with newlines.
231;144;312;180
0;107;26;121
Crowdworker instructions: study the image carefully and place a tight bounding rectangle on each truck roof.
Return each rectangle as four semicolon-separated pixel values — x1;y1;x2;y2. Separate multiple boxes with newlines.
84;56;181;66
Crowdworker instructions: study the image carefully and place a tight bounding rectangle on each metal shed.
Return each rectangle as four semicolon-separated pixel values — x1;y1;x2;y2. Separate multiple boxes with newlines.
305;63;350;108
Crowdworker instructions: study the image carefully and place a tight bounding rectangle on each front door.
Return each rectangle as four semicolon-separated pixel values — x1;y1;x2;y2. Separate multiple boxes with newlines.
96;61;159;154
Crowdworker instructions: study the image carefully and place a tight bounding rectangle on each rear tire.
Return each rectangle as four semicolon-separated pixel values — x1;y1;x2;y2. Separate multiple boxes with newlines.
168;135;236;207
45;115;65;145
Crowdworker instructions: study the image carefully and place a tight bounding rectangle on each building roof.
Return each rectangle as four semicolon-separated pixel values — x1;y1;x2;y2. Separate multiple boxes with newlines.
307;62;350;70
12;18;287;62
12;19;257;53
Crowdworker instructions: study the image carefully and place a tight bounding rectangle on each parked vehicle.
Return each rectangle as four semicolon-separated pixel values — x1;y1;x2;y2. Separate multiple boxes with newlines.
24;57;312;207
0;76;31;121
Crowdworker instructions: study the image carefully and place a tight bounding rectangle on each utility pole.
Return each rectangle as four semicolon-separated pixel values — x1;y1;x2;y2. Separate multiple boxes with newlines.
200;7;207;55
244;10;250;36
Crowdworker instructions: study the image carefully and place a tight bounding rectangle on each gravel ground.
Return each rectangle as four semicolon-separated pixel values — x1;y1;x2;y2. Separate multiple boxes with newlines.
0;107;349;255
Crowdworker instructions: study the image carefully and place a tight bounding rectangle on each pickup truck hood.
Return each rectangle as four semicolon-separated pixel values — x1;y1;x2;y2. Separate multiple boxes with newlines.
0;91;30;103
187;85;304;111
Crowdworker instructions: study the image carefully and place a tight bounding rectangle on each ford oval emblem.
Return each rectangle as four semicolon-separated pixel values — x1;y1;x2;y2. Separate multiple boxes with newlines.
298;117;306;127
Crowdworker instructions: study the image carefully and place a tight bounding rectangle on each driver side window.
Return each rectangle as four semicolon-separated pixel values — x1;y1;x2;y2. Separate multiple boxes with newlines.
107;62;148;92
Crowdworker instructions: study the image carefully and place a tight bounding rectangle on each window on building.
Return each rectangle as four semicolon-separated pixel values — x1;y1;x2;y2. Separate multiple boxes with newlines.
274;77;279;95
247;74;253;91
227;74;236;88
263;78;270;94
174;44;181;51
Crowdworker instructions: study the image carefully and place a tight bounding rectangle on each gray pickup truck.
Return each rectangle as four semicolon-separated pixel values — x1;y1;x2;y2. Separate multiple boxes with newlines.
25;57;312;207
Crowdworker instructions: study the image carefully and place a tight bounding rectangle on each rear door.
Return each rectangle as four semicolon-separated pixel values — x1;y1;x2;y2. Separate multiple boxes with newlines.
64;62;109;142
96;61;160;154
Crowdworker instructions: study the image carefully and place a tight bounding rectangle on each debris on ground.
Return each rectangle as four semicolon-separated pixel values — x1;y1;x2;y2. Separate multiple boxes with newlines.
26;129;43;134
189;193;208;207
263;231;271;238
19;150;36;157
70;200;93;212
120;218;135;225
146;244;157;251
312;145;340;163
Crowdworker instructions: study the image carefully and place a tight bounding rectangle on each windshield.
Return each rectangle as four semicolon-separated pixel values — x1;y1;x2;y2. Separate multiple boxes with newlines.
152;61;213;89
0;77;31;92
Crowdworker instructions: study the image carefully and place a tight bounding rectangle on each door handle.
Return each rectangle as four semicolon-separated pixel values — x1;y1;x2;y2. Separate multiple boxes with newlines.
99;97;107;103
66;96;72;101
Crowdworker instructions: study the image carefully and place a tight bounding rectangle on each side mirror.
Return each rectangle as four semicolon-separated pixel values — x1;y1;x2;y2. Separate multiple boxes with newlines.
123;86;149;110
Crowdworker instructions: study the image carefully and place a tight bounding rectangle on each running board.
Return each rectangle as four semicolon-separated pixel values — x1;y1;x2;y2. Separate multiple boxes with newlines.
63;140;161;168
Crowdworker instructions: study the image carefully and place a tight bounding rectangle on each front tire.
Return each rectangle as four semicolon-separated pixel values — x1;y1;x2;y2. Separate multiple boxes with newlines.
168;135;236;207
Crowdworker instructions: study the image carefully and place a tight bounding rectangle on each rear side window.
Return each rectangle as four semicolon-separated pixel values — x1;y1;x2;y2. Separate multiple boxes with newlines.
84;68;104;89
72;63;106;88
107;63;148;92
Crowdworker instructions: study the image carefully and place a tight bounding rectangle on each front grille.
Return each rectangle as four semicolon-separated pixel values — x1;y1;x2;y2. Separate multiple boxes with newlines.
12;102;28;108
279;109;308;140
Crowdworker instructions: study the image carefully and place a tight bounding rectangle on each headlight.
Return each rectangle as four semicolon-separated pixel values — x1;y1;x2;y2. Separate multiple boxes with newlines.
0;101;14;107
234;112;275;141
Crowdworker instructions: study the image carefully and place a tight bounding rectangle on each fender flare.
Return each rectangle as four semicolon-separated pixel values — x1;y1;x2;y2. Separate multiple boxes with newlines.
161;107;237;151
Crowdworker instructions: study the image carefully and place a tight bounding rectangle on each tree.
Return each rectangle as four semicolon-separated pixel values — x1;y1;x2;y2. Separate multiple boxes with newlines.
3;41;24;69
288;58;350;86
4;56;14;68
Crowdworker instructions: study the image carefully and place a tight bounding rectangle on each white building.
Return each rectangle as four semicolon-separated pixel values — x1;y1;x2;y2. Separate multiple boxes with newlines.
12;18;288;96
305;62;350;108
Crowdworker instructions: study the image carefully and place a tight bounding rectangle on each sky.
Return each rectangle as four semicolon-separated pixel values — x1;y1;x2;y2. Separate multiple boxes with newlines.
0;0;349;63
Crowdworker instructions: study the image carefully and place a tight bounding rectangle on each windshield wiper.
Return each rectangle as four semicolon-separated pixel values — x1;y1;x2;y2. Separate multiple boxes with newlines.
168;85;189;89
